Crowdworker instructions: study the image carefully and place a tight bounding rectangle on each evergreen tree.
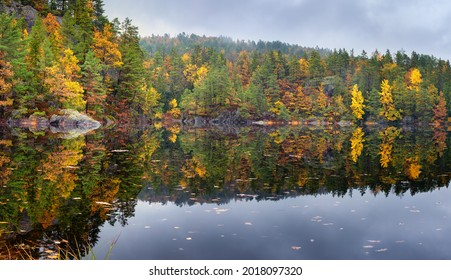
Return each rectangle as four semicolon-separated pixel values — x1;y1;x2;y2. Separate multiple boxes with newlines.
116;18;145;118
82;50;106;116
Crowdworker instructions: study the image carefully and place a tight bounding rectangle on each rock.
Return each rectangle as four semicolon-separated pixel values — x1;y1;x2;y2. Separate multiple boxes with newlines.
194;116;208;127
211;110;246;125
0;0;39;29
49;109;101;138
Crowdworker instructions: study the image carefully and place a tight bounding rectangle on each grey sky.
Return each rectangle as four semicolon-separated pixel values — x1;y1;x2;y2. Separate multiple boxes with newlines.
103;0;451;60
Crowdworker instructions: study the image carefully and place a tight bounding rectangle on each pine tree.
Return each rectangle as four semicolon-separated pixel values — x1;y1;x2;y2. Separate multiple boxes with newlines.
0;14;23;117
116;18;145;118
82;50;106;116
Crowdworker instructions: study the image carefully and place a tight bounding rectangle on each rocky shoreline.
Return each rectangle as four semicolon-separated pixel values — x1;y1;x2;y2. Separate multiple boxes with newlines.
7;109;101;138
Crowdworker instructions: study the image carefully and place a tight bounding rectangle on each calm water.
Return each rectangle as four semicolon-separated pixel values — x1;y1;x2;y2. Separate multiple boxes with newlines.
0;124;450;259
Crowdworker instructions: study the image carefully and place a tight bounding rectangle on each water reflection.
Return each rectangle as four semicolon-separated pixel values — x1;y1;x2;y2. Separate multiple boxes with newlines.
0;124;450;259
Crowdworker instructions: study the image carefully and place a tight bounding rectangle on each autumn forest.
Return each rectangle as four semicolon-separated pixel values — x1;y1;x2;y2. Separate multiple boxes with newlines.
2;0;451;260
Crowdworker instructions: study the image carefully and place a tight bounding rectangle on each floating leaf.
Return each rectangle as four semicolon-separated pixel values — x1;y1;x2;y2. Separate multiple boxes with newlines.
95;201;112;206
111;149;129;153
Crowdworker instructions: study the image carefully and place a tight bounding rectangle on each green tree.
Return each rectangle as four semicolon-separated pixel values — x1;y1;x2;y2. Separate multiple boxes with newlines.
116;18;146;118
81;50;106;116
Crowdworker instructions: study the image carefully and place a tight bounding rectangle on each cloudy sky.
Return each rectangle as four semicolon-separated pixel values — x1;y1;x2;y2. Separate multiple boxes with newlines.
104;0;451;59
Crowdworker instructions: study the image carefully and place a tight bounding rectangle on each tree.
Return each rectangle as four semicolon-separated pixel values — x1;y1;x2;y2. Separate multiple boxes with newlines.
0;14;20;116
42;13;64;58
379;127;401;168
45;49;85;111
295;85;312;117
407;68;422;91
61;0;95;61
81;50;106;116
350;84;365;120
139;85;162;119
350;127;365;163
91;23;123;81
24;17;55;113
0;54;14;115
379;79;401;121
116;18;146;118
237;50;251;88
433;92;447;125
308;50;325;79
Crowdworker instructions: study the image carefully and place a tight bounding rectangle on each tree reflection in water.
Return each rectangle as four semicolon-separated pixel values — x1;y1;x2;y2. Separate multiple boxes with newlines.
0;124;450;259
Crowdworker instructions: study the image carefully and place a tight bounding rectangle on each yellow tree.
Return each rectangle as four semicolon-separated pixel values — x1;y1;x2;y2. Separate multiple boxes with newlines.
140;85;161;119
42;13;63;58
299;58;309;79
350;127;365;163
379;127;401;168
167;98;181;119
45;49;85;110
0;55;14;111
315;85;328;115
184;64;208;87
407;68;422;91
350;84;365;120
91;24;123;80
405;157;421;180
295;85;312;116
379;79;401;121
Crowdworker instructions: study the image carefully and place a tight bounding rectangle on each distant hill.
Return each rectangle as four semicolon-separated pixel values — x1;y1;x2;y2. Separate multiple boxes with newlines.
140;33;332;58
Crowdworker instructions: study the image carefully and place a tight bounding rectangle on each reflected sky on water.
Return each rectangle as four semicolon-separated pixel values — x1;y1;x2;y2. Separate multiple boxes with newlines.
94;184;451;260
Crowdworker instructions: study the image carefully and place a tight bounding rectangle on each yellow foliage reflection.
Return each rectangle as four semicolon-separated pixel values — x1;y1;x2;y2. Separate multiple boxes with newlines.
379;127;401;168
405;157;422;180
350;127;365;163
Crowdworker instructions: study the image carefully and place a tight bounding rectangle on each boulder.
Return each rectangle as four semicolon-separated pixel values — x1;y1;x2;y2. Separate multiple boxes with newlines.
0;0;39;29
49;109;101;138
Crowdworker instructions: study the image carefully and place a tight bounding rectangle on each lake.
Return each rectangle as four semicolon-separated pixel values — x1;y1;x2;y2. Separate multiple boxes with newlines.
0;123;450;260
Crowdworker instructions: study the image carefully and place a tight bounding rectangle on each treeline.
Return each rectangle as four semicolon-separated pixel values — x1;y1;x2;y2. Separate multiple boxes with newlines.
140;33;330;58
141;36;451;125
0;0;158;123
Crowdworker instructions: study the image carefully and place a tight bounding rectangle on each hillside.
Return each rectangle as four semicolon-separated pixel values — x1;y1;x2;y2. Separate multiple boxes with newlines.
140;33;331;58
140;33;451;125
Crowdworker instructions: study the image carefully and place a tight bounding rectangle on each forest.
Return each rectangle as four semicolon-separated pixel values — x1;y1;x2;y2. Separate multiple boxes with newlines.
2;0;451;260
1;0;451;126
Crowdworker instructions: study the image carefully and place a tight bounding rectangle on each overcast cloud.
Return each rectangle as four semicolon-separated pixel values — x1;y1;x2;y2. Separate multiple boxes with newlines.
103;0;451;59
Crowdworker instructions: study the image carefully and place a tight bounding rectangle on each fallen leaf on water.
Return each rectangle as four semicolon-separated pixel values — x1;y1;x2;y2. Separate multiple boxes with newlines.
95;201;112;206
375;248;388;252
64;166;79;169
